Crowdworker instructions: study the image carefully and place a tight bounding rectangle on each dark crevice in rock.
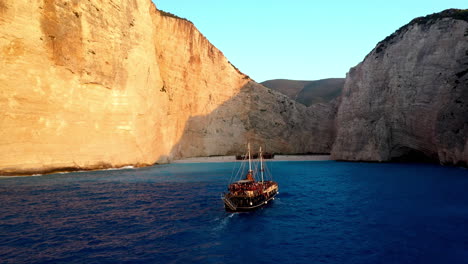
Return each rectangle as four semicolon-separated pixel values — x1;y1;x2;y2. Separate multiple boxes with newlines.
455;68;468;78
390;147;439;164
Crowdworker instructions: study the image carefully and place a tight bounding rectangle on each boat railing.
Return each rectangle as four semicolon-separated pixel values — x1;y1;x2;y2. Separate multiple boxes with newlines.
226;190;263;198
222;195;237;211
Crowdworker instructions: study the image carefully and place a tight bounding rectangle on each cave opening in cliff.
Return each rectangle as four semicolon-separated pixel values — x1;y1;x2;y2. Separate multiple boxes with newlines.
390;146;439;164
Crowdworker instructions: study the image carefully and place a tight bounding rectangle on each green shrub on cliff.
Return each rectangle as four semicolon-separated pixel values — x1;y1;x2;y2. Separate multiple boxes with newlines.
375;9;468;54
158;9;193;24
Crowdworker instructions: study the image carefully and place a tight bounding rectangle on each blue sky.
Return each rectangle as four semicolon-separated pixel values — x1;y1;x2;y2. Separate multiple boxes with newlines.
152;1;466;82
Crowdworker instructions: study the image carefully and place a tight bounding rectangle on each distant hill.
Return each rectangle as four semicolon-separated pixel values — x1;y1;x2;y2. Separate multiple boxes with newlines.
261;78;345;106
260;79;311;99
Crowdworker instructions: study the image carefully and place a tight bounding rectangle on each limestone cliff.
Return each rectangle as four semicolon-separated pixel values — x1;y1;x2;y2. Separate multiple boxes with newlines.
1;0;164;175
0;0;247;175
150;7;250;161
331;9;468;166
0;1;332;175
153;11;336;157
172;81;336;157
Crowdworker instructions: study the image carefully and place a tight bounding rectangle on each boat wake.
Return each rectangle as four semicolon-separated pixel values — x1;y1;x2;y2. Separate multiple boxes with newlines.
212;213;236;232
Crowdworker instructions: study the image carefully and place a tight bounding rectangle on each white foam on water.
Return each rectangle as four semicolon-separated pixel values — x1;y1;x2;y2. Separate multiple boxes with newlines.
0;165;138;178
104;165;135;171
212;213;236;232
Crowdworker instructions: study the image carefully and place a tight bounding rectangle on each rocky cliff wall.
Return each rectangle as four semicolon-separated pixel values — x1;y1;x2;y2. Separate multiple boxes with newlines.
0;1;333;175
152;12;337;157
331;10;468;166
172;81;336;158
150;9;249;160
0;0;167;175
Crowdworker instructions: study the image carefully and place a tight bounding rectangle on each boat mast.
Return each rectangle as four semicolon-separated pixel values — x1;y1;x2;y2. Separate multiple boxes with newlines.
248;143;252;173
260;146;264;183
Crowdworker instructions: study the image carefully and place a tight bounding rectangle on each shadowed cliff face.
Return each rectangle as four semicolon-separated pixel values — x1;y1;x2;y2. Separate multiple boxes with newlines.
169;81;337;159
331;12;468;166
41;0;84;72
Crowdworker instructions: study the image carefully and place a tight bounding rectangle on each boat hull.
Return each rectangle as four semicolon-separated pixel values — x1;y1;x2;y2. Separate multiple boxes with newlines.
223;189;278;212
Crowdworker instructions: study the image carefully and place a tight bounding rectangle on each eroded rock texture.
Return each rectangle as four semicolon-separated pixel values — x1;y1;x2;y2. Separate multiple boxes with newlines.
332;10;468;166
1;1;164;175
0;0;332;175
172;81;336;158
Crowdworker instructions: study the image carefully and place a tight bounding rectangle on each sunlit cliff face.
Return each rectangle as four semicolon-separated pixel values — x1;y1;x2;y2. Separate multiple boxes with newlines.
151;8;251;160
0;0;248;175
1;1;330;176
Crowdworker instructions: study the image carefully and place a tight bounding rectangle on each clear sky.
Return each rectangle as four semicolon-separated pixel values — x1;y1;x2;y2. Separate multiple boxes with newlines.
152;1;466;82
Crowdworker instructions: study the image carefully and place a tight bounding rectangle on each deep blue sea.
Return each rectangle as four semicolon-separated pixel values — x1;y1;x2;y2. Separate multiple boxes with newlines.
1;161;468;264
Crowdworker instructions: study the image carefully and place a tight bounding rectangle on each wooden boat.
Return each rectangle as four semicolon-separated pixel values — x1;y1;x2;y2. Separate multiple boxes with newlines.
223;144;278;212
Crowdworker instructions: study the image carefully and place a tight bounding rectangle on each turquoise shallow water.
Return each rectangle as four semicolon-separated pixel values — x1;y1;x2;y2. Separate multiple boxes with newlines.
0;161;467;263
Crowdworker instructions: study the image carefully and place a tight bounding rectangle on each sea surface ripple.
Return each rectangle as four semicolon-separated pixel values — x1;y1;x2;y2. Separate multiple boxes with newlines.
1;161;467;263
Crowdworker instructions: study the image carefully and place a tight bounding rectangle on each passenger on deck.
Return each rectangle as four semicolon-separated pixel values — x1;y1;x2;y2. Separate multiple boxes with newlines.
245;171;254;181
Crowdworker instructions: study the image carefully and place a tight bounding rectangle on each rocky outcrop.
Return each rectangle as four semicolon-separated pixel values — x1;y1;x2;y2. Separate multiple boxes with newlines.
0;1;333;175
171;81;336;158
331;9;468;166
